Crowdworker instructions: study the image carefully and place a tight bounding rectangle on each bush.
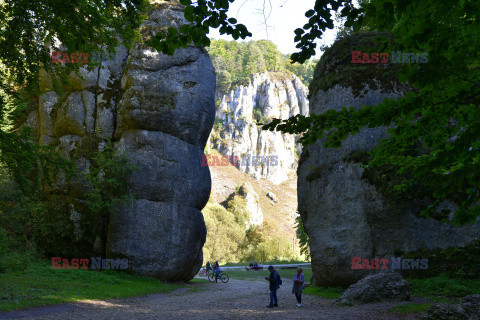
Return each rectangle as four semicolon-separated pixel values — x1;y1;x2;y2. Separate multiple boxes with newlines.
401;239;480;279
0;227;7;273
0;227;7;251
225;196;249;228
0;250;36;273
0;140;136;260
253;106;266;124
295;215;310;259
202;202;245;264
408;275;480;298
240;233;293;262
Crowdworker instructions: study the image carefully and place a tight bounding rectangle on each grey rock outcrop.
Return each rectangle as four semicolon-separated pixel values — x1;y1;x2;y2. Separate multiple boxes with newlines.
25;2;215;281
333;271;410;306
210;72;309;184
299;32;480;287
421;295;480;320
266;192;277;202
233;182;263;228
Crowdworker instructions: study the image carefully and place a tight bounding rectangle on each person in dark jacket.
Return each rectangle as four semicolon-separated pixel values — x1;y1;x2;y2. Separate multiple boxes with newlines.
292;267;305;307
213;260;220;283
265;265;280;308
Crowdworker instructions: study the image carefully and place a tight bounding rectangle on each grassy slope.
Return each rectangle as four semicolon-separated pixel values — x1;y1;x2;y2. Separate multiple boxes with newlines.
0;259;188;312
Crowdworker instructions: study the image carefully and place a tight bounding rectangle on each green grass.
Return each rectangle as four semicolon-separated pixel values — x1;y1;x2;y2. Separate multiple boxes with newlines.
0;258;187;312
302;286;344;299
223;267;313;283
386;276;480;315
190;277;209;283
408;275;480;299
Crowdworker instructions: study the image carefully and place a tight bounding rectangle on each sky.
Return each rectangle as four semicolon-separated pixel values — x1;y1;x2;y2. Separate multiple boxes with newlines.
209;0;340;59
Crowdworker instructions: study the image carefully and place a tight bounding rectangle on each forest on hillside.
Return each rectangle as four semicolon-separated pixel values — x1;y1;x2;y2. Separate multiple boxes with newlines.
207;39;317;97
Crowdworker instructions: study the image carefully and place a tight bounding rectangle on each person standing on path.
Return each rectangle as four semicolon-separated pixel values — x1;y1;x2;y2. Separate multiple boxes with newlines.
292;267;305;307
265;265;280;308
213;260;220;283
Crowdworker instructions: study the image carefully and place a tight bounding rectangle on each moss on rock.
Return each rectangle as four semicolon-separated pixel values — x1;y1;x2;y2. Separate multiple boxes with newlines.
309;31;409;99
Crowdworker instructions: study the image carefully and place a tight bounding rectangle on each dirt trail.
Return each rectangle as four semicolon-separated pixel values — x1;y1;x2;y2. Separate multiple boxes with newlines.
0;278;421;320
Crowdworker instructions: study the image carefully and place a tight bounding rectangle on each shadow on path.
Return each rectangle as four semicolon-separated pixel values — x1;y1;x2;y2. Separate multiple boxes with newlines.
0;278;421;320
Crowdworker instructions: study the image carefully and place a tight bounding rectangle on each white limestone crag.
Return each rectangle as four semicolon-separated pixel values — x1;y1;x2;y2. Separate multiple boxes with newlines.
210;72;309;184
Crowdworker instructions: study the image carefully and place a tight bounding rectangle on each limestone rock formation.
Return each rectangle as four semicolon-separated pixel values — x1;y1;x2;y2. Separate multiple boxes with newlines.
225;182;263;229
299;32;480;287
266;192;277;202
333;271;410;306
25;2;215;281
210;72;309;184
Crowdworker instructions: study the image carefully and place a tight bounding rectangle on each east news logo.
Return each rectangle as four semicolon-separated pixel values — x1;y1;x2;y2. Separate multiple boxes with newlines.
351;257;428;270
51;257;128;270
351;51;428;64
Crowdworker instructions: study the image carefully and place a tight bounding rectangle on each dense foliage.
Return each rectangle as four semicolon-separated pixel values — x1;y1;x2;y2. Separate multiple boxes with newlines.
202;200;245;263
264;0;480;225
208;39;317;97
401;239;480;280
294;215;310;260
147;0;252;56
0;0;145;91
147;0;338;64
202;190;300;264
0;0;145;264
0;0;146;200
0;141;136;265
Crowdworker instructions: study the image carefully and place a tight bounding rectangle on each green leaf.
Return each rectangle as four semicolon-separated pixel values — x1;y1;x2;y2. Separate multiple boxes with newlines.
305;9;315;18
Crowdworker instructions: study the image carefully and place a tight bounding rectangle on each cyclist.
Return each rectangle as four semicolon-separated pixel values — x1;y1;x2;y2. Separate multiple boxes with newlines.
213;260;221;283
206;261;212;275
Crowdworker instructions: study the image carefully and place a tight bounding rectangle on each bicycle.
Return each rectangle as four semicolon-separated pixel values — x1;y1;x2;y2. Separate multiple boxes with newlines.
206;269;214;278
208;270;229;283
198;268;214;277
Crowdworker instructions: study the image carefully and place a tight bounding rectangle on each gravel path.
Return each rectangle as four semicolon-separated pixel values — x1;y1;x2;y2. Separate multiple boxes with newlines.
0;278;422;320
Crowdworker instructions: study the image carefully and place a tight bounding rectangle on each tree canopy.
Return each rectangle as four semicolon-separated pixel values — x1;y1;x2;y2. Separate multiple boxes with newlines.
207;39;317;97
263;0;480;225
0;0;146;197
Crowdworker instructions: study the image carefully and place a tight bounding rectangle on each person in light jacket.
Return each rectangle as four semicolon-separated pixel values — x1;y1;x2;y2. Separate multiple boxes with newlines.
292;267;305;307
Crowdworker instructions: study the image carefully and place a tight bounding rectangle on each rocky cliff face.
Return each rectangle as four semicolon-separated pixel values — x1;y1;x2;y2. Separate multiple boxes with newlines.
25;2;215;281
299;32;480;287
209;72;309;185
